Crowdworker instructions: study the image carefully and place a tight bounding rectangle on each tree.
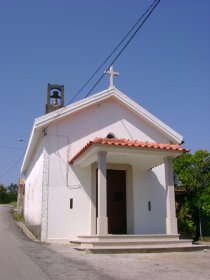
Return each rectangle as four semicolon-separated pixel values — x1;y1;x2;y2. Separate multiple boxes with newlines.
0;183;18;204
0;184;7;203
173;150;210;239
7;183;18;202
7;183;18;195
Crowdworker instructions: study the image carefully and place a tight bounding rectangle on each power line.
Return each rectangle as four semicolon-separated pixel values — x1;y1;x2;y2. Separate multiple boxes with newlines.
85;0;161;98
0;151;25;178
32;0;161;185
0;1;161;182
45;0;161;129
66;0;160;105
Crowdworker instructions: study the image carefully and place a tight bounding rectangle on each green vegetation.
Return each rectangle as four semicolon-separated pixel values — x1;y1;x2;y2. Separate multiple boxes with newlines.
7;201;17;207
12;209;24;222
0;183;18;205
174;150;210;240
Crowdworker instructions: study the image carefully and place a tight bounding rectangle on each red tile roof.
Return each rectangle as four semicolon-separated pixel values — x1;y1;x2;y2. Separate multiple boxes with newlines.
69;138;189;164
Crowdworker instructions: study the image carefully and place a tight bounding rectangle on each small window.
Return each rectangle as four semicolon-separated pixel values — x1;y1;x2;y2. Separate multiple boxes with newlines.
106;133;115;139
70;198;73;209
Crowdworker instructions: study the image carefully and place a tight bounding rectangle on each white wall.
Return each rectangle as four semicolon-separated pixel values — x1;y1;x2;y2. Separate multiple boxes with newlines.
45;134;92;240
132;164;166;234
44;97;171;239
24;139;44;239
47;98;168;161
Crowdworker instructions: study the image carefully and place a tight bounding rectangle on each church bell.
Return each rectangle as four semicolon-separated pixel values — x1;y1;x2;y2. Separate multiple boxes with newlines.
45;83;64;114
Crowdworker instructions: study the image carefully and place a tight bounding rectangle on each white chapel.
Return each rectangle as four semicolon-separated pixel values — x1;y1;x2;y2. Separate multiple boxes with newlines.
21;67;190;250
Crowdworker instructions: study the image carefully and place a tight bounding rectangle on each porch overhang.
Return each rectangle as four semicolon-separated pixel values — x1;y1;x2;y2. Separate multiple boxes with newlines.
69;138;189;170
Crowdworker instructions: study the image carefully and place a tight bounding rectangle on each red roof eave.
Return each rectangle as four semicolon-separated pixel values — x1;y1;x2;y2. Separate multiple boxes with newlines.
69;138;190;164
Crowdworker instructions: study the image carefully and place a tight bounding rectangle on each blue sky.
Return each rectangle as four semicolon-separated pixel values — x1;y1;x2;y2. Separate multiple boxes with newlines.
0;0;209;186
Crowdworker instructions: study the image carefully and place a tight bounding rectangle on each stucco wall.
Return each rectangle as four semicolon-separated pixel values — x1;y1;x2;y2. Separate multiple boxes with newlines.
24;139;44;239
44;97;171;239
47;98;168;160
45;134;91;240
132;164;166;234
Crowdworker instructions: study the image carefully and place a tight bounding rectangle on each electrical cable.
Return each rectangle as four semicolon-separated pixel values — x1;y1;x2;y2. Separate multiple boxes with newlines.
66;0;160;105
30;0;161;187
44;0;161;130
85;0;160;98
0;151;25;178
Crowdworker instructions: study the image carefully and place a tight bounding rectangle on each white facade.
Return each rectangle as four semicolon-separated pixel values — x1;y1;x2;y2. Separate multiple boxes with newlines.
24;139;44;239
21;87;186;242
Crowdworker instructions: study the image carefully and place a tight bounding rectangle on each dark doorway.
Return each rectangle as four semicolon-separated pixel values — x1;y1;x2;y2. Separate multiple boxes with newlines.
96;169;127;234
107;169;127;234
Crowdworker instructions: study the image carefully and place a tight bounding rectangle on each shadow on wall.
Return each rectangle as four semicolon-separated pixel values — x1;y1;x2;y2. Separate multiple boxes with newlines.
24;222;41;240
69;164;167;235
67;165;92;205
133;168;166;234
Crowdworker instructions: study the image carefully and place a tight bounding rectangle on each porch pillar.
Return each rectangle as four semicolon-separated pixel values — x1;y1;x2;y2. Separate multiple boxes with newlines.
164;157;178;234
97;151;108;235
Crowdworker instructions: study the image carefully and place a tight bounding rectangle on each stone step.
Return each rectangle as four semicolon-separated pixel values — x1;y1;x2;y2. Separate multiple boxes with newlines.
74;234;181;243
80;244;209;254
71;239;192;249
70;234;194;251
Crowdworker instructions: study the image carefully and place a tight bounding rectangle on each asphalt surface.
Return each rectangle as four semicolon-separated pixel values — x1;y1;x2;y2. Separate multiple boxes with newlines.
0;205;115;280
0;204;210;280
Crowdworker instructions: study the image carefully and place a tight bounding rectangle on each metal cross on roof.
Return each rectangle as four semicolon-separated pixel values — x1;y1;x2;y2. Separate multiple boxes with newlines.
104;65;119;88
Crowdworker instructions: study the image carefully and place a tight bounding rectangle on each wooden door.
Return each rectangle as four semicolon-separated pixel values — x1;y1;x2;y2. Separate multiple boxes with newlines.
107;170;127;234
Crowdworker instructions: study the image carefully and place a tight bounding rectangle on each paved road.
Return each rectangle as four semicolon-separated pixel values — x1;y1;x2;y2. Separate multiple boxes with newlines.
0;205;115;280
1;204;210;280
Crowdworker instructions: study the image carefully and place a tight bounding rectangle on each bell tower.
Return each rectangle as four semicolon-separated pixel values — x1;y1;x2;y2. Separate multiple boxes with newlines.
45;83;64;114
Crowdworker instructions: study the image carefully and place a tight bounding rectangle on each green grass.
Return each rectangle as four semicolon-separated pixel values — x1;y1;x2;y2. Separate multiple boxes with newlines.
12;209;24;222
200;237;210;242
7;201;17;207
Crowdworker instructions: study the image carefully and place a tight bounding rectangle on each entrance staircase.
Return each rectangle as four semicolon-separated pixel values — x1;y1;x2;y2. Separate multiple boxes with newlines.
70;234;207;253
